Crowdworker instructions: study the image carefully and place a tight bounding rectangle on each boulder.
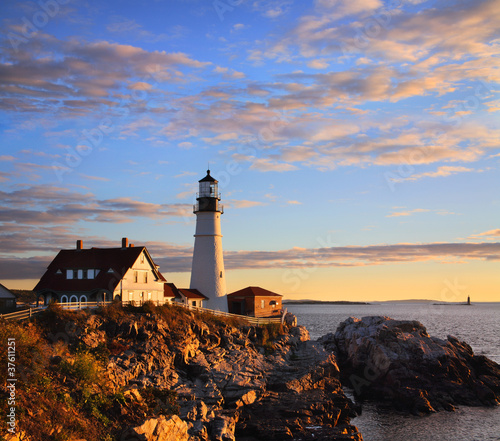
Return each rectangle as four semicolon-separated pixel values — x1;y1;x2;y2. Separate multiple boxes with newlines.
328;316;500;414
127;415;189;441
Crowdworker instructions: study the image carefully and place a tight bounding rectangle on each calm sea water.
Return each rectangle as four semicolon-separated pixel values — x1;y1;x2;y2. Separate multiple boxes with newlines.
286;302;500;441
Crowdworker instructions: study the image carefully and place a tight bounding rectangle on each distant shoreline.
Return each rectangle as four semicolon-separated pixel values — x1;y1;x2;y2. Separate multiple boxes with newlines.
283;300;370;305
432;303;474;306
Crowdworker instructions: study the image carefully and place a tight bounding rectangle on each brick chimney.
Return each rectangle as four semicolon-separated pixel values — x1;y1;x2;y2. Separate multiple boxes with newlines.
122;237;128;248
76;240;83;250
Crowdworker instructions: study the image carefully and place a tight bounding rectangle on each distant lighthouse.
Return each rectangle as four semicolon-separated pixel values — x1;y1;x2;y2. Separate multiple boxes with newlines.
189;170;228;311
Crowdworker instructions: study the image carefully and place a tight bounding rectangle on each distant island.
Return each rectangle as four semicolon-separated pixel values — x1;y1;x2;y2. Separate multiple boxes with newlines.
283;300;370;305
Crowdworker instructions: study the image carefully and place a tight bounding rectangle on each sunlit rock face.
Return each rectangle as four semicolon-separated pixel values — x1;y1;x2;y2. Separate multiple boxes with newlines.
322;316;500;415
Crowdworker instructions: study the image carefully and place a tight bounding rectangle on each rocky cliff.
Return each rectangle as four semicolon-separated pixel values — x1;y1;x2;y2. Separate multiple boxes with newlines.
0;303;362;441
321;316;500;415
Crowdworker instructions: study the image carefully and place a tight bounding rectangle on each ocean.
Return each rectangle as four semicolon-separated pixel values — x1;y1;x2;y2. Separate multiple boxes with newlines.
286;302;500;441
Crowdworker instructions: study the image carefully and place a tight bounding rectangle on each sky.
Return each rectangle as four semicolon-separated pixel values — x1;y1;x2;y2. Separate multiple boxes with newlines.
0;0;499;302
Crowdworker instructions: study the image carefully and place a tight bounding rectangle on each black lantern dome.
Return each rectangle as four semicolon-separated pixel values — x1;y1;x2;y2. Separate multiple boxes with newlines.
194;170;223;213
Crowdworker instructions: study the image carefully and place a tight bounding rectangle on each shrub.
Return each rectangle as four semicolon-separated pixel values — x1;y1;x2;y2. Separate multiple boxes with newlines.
95;301;127;320
60;352;102;387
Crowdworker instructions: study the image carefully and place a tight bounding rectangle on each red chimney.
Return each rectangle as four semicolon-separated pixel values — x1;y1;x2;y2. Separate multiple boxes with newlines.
122;237;128;248
129;243;135;248
76;240;83;250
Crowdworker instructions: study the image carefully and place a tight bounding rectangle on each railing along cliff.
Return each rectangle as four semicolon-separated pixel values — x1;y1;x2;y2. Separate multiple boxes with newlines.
0;300;283;326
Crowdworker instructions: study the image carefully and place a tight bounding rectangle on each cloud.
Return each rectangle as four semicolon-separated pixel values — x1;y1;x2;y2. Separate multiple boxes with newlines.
79;174;111;182
5;237;499;281
404;166;477;181
386;208;429;218
228;200;267;209
0;185;192;227
253;0;293;18
174;171;198;179
223;241;500;270
249;158;299;172
479;229;500;237
469;228;500;241
0;32;211;114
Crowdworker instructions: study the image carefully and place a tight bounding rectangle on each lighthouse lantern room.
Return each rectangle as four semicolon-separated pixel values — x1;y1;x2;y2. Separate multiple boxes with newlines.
189;170;228;311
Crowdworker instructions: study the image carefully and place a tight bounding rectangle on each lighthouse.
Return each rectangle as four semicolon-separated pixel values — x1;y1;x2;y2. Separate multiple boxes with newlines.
189;170;228;311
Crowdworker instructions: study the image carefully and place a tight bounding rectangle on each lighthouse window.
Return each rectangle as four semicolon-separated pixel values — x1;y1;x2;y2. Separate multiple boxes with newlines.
220;271;223;278
200;181;211;197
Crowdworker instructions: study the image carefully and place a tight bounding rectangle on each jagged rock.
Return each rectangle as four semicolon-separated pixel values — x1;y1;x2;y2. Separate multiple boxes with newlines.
284;312;297;327
127;415;189;441
237;339;362;440
209;413;238;441
81;329;106;348
328;316;500;414
290;325;310;342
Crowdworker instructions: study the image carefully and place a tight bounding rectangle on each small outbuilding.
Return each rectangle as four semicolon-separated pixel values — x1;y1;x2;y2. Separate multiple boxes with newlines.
176;288;208;308
0;283;17;313
227;286;283;317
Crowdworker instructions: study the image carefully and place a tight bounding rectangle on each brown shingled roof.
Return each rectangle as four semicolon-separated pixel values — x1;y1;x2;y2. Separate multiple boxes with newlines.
227;286;282;298
164;283;178;298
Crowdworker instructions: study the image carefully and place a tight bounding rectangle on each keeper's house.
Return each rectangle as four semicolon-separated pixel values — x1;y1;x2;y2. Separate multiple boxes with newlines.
227;286;283;317
34;238;169;307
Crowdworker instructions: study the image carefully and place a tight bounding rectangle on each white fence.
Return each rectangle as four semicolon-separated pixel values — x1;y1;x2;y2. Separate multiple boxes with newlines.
0;300;283;326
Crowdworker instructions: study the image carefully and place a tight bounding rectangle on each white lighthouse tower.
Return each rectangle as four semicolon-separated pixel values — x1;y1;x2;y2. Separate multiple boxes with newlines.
189;170;228;311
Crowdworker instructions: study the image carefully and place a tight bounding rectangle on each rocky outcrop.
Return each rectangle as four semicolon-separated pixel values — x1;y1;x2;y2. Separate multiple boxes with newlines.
237;339;362;440
73;309;362;440
322;316;500;415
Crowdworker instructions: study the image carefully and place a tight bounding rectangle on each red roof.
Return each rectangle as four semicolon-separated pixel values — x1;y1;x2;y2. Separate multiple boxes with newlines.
227;286;282;298
178;288;208;300
34;246;165;293
164;283;177;298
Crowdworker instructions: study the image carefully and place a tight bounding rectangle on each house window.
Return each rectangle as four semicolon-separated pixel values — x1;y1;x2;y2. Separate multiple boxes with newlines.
140;254;145;264
144;273;148;283
148;292;152;300
129;292;133;301
134;271;138;283
88;269;95;279
192;300;197;307
66;270;73;279
261;300;265;309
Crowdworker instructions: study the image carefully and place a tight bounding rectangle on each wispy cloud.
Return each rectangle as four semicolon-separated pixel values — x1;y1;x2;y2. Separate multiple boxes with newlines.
404;166;477;181
387;208;430;218
3;239;498;280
